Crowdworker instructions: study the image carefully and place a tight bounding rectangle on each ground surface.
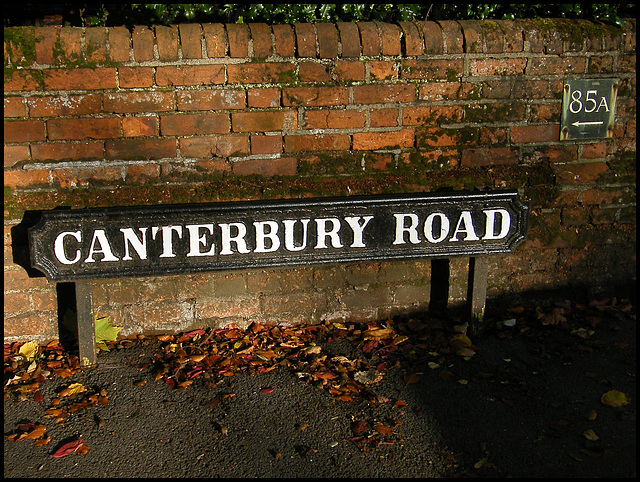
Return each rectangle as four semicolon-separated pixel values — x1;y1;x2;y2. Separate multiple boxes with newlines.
4;292;636;478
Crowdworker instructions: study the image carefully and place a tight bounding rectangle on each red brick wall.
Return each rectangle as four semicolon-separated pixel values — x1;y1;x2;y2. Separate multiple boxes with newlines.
4;19;636;342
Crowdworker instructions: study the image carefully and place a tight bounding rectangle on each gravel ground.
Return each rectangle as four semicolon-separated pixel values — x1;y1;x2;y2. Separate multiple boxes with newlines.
4;292;636;478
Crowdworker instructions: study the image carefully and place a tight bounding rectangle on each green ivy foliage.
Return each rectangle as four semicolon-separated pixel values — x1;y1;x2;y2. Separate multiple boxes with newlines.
3;3;636;28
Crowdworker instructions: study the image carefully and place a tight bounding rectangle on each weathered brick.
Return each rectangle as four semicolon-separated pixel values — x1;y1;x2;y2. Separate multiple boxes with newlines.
438;20;464;54
177;90;246;111
399;21;424;56
27;94;101;117
132;26;154;62
3;169;50;189
57;27;83;63
106;138;176;160
470;58;527;76
50;166;122;188
379;22;402;56
402;105;463;126
31;141;103;161
420;21;444;54
179;135;249;158
247;88;281;108
43;68;117;90
401;59;463;80
226;23;249;58
370;108;399;127
125;163;161;182
249;23;272;59
337;22;361;58
272;24;295;57
160;113;229;136
118;67;154;88
303;109;366;130
352;129;414;150
232;111;297;132
416;126;480;147
553;161;610;185
528;56;586;76
299;62;331;82
251;135;282;155
227;62;296;84
358;22;380;56
352;84;415;104
316;23;339;58
4;70;41;92
34;26;58;64
283;86;349;107
370;60;398;81
103;91;174;113
294;23;316;57
178;23;203;59
84;27;108;63
461;147;519;167
284;133;350;152
202;23;227;57
156;65;225;86
122;116;157;137
108;27;132;62
510;125;560;144
334;60;365;82
231;157;297;177
4;120;46;142
4;146;30;167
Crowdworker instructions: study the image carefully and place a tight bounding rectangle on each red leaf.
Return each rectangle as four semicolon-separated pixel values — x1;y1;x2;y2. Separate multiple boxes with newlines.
52;438;83;458
260;387;275;393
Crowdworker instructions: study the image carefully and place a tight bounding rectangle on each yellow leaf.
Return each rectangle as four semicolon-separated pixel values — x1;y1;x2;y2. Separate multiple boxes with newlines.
19;341;40;361
601;390;630;407
364;328;394;340
60;383;86;397
449;333;472;348
583;429;599;441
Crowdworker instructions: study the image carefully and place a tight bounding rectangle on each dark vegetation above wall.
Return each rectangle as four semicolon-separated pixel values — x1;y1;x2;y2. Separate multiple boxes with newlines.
3;3;636;28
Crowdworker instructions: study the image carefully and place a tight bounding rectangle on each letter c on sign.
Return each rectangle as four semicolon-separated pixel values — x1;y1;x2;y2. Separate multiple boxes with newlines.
54;231;82;265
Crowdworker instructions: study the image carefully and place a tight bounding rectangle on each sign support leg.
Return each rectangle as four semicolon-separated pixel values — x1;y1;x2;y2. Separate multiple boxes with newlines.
75;281;96;367
467;256;488;335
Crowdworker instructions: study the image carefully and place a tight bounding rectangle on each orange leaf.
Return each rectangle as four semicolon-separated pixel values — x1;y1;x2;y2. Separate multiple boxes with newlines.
404;373;420;385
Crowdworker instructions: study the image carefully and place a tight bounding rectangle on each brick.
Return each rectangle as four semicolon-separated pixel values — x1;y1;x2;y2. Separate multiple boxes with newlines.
227;62;296;84
132;26;154;62
438;20;464;54
358;22;380;56
416;126;480;147
34;26;58;64
231;157;297;177
226;23;249;58
272;24;295;57
118;67;154;88
352;84;415;104
58;27;82;63
402;105;463;126
4;70;41;92
103;91;175;113
303;109;366;130
84;27;108;63
470;58;527;76
370;108;399;127
4;97;27;118
352;129;414;150
27;94;101;117
337;22;361;58
501;20;524;53
5;26;36;68
401;59;463;80
294;23;316;57
108;27;132;62
125;163;160;182
399;22;423;56
251;134;282;155
4;146;30;167
553;162;609;185
510;125;560;144
461;147;519;167
528;56;586;76
106;138;176;160
299;62;331;82
581;142;608;160
465;102;526;123
249;23;272;58
418;82;480;101
316;23;339;58
50;166;121;188
248;88;281;108
155;25;178;62
459;20;483;53
202;23;227;57
156;65;225;86
47;117;120;140
284;133;350;152
197;297;260;319
31;142;103;161
3;169;50;189
4;120;46;142
334;60;365;82
379;22;401;56
232;111;297;132
122;116;157;137
421;21;444;54
178;23;203;59
283;86;349;107
43;68;117;90
160;113;229;136
370;60;398;81
4;292;31;313
177;90;246;111
180;135;249;158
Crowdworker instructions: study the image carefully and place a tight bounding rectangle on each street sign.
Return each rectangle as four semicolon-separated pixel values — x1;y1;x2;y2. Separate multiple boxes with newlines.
560;79;618;140
29;191;529;282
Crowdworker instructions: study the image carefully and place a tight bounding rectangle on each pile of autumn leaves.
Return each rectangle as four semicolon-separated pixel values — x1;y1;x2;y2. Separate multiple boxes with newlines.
4;298;634;456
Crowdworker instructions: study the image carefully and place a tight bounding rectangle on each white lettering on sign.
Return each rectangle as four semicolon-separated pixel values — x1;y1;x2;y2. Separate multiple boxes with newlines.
49;209;514;266
569;88;610;114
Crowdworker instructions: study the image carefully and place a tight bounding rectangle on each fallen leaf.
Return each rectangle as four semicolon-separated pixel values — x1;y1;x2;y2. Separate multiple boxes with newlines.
583;429;599;441
404;373;420;385
95;316;123;352
19;341;40;361
364;328;394;341
52;438;84;458
59;383;86;397
260;387;275;393
601;390;630;407
449;333;472;348
373;422;394;435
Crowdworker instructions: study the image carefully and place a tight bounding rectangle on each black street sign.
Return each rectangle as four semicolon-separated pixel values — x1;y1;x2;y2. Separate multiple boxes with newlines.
560;79;618;140
29;191;529;282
